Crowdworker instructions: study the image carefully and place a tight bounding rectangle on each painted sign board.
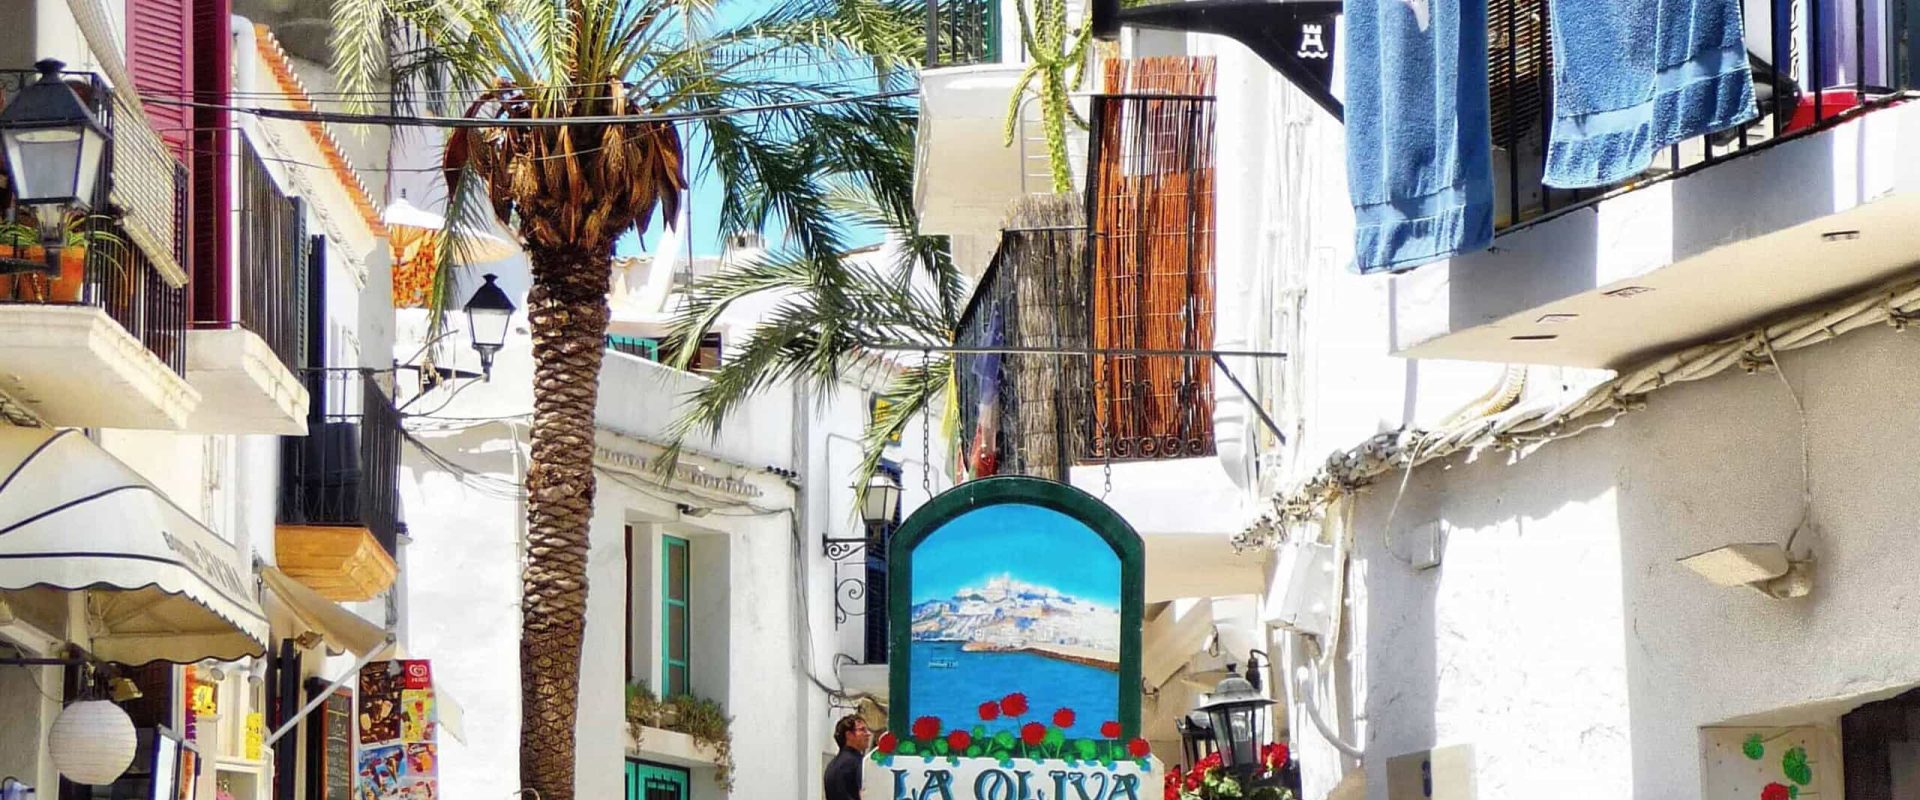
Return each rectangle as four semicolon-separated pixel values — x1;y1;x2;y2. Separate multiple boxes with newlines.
878;476;1151;799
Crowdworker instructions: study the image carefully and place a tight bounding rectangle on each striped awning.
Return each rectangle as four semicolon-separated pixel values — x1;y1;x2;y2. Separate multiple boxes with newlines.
0;428;268;664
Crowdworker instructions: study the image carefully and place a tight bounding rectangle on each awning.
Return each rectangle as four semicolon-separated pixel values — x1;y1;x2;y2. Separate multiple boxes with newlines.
0;428;269;664
260;565;390;656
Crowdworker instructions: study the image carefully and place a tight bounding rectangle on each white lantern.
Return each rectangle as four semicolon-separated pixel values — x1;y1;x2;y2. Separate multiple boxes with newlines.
48;700;136;785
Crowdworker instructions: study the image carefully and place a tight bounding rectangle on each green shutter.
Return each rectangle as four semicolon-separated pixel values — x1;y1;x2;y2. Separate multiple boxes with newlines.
661;535;690;697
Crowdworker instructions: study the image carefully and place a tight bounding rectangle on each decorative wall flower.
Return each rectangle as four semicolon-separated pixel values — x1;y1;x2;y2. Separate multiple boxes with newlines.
947;730;973;753
1001;693;1030;717
876;733;898;755
1761;783;1791;800
912;716;942;741
1053;708;1077;729
1102;720;1123;739
979;702;1001;722
1021;722;1048;747
1128;738;1151;758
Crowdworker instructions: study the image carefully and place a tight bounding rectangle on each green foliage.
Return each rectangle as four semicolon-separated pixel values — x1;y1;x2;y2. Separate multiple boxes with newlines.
624;681;737;791
1001;0;1093;193
1743;733;1765;760
1782;745;1812;786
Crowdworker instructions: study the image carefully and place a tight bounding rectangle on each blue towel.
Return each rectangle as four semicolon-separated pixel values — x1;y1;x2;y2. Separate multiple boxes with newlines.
1544;0;1759;187
1345;0;1496;274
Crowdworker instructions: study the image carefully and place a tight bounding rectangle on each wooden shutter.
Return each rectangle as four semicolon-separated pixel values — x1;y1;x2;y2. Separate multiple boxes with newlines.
190;0;232;320
125;0;193;160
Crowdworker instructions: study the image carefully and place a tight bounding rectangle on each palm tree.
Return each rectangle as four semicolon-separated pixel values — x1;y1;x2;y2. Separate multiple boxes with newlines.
662;185;964;496
326;2;927;797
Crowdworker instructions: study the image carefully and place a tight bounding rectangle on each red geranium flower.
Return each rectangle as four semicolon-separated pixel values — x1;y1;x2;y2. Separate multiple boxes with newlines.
912;716;942;741
1264;742;1291;769
1761;784;1790;800
1128;738;1152;758
978;701;1001;721
1053;708;1076;729
1163;768;1183;800
947;730;972;752
1021;722;1048;746
1101;720;1123;739
1001;692;1030;717
876;732;898;755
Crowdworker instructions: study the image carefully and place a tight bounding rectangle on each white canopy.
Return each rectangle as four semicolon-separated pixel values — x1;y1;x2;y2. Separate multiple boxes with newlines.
381;197;521;263
260;565;389;657
0;428;269;664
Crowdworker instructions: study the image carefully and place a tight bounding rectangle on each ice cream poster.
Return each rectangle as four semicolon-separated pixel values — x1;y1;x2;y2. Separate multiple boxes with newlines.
357;660;439;800
878;477;1151;796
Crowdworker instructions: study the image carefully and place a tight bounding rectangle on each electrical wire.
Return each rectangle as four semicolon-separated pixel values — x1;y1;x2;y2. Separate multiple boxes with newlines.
1762;342;1815;553
140;89;916;129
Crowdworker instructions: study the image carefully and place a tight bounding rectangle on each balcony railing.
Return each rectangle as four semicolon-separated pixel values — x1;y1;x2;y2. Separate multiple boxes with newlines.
192;141;308;367
0;68;190;376
925;0;1000;67
280;369;405;554
1489;0;1916;230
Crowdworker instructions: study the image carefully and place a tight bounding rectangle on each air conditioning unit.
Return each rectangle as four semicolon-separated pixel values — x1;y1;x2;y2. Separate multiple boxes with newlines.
1264;538;1338;638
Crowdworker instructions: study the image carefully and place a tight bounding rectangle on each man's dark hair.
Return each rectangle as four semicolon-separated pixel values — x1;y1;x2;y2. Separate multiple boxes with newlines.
833;714;864;748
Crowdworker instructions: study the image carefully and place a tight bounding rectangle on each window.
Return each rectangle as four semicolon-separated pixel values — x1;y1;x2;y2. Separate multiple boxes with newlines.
606;333;724;372
661;535;690;697
626;760;689;800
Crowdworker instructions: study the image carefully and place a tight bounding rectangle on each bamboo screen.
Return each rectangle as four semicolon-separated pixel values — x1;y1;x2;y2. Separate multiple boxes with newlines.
1088;56;1218;461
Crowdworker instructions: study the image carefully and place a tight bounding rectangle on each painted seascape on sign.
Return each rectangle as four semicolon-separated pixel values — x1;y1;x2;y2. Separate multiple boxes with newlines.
909;502;1120;740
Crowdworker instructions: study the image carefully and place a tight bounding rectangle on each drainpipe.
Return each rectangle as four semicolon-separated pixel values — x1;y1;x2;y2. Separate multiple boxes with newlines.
791;382;814;796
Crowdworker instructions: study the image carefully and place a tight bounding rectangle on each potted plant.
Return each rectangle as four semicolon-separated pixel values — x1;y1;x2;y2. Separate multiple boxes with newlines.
1166;745;1297;800
0;211;125;303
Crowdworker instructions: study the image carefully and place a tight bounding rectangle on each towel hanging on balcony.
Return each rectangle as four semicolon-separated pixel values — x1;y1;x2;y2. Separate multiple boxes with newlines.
1344;0;1495;273
1543;0;1758;187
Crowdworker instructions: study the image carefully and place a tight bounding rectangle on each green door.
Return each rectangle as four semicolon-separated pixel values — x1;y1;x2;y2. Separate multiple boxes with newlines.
626;760;690;800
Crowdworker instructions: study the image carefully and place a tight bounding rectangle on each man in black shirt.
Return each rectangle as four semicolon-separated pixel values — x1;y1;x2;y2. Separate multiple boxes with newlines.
824;714;871;800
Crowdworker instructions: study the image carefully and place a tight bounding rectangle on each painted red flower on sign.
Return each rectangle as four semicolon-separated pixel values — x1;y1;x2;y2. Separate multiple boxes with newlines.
876;732;897;755
1021;722;1048;746
1101;720;1123;739
1762;783;1791;800
1053;708;1077;729
1001;692;1030;717
1128;738;1152;758
978;701;1001;722
912;716;942;741
947;730;972;752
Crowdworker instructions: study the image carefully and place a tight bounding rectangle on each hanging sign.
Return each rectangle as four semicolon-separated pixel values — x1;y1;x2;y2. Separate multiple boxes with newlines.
356;660;439;800
879;476;1150;798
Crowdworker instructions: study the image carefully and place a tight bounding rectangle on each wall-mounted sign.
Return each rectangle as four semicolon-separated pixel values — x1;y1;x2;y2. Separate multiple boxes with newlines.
356;660;439;800
881;476;1150;797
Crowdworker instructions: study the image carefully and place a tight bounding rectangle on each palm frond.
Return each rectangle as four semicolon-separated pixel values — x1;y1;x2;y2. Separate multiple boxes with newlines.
852;357;949;519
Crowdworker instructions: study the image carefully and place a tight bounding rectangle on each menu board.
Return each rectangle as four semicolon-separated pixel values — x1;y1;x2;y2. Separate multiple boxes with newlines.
308;687;354;800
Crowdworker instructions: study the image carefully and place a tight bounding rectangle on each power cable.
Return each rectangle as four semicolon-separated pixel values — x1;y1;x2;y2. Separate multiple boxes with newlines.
140;89;915;129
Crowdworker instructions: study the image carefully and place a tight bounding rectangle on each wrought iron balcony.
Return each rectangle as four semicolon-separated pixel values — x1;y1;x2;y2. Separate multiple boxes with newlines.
279;369;405;556
0;68;190;378
1488;0;1914;231
924;0;1000;68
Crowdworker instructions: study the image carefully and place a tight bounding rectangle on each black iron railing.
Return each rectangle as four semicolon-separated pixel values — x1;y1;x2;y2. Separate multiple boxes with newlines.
280;369;405;554
1489;0;1916;230
925;0;1000;67
198;142;307;369
0;69;190;376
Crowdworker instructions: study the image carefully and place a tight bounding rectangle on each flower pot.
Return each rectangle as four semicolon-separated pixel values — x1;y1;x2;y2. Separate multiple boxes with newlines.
1;246;89;303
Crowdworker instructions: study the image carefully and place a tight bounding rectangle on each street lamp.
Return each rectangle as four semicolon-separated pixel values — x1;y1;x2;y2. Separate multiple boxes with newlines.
462;273;514;380
859;471;902;526
0;60;109;267
1194;663;1274;776
1176;708;1216;768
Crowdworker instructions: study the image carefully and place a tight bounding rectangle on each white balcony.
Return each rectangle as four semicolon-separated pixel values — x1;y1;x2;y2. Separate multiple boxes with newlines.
183;328;309;434
595;351;793;471
0;304;199;429
1393;99;1920;369
914;63;1091;278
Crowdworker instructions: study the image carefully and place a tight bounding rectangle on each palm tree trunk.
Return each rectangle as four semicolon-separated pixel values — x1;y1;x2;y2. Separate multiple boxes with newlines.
520;242;612;800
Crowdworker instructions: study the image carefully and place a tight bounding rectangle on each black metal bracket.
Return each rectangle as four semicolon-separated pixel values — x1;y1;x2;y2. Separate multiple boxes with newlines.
1093;0;1345;121
823;535;872;628
1212;354;1288;446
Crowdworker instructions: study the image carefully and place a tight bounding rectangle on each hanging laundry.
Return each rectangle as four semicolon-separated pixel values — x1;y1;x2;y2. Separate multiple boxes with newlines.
1544;0;1759;187
1344;0;1495;273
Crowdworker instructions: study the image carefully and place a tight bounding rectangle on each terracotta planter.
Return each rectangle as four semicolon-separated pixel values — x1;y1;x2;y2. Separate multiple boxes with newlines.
0;246;90;303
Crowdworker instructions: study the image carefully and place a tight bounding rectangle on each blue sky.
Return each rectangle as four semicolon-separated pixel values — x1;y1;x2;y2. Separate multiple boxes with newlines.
912;504;1121;607
615;3;895;259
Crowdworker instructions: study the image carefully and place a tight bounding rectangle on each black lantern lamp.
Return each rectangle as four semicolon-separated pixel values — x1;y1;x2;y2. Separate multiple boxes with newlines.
1176;708;1216;768
1195;663;1275;776
0;60;110;269
859;471;902;527
462;273;514;380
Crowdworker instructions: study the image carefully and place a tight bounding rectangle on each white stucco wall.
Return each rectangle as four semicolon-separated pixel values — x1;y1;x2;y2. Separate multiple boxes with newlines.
1326;315;1920;798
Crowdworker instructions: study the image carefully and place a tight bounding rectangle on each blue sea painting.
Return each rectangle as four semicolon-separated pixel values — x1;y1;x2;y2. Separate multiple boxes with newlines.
908;503;1121;739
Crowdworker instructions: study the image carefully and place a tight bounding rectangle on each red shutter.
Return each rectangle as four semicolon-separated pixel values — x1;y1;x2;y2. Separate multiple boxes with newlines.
189;0;232;322
125;0;193;159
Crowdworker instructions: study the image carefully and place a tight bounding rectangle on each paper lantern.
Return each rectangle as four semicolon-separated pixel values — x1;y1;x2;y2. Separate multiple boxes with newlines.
49;700;136;784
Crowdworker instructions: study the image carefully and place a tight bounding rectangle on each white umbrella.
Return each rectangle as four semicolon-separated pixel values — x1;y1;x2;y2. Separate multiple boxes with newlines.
381;197;521;263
